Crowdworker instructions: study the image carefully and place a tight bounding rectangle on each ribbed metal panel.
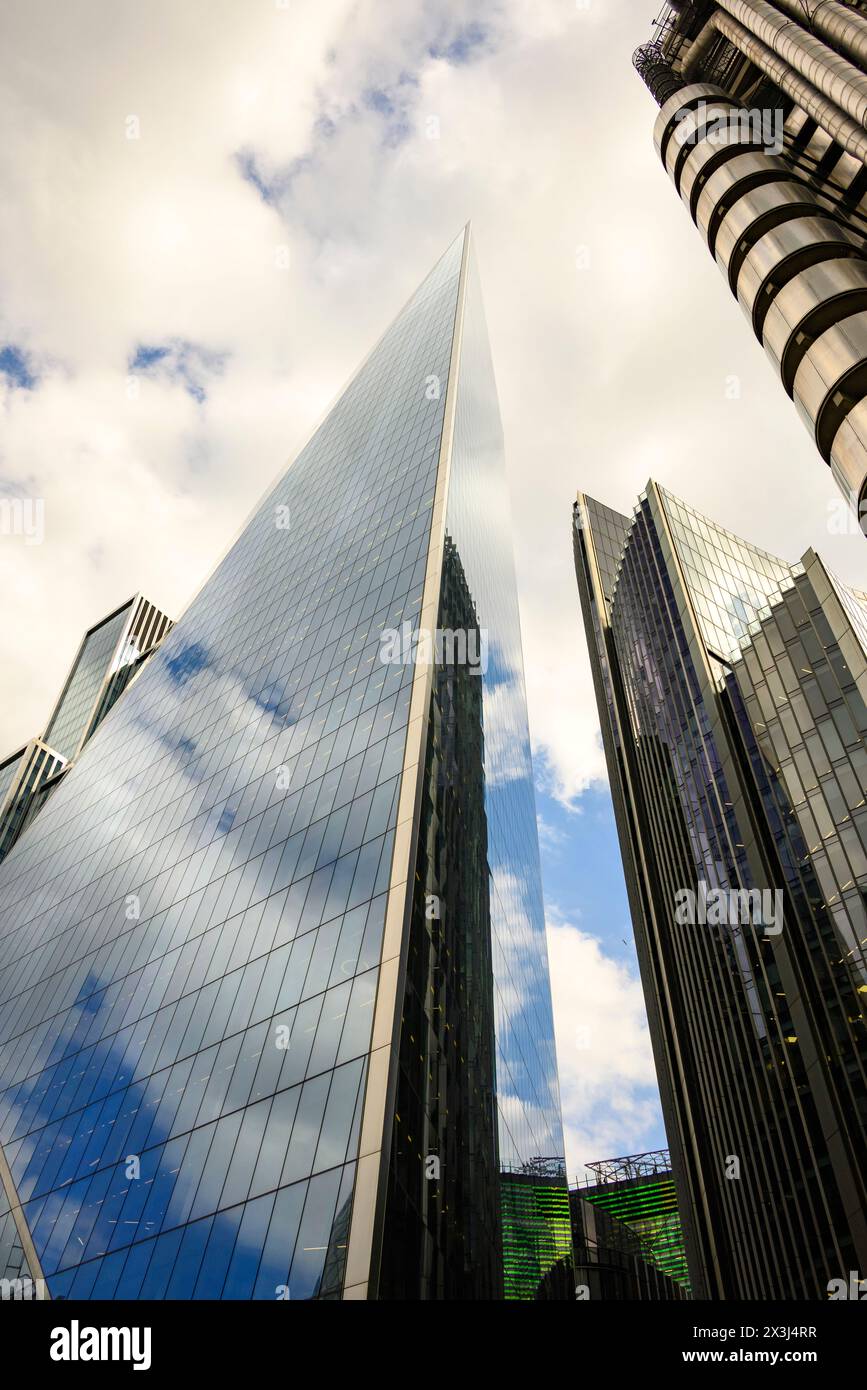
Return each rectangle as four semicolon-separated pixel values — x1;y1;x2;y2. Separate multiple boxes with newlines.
762;256;867;391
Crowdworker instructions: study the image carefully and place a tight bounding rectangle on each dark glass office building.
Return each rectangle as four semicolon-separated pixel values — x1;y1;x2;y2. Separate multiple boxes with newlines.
574;1150;690;1295
0;229;567;1301
574;482;867;1299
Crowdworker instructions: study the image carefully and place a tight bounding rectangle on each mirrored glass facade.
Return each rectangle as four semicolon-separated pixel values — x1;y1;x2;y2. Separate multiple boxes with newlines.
0;229;565;1301
376;251;567;1298
574;481;867;1299
0;597;173;868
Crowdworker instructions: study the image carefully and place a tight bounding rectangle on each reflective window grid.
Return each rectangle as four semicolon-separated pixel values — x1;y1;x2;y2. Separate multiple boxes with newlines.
0;230;567;1301
574;481;867;1299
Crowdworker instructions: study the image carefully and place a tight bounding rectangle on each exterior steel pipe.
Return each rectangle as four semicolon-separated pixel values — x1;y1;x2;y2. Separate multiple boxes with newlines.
644;4;867;524
679;125;777;216
773;0;867;73
716;0;867;129
762;257;867;392
829;400;867;513
682;19;725;80
665;101;741;185
704;11;867;165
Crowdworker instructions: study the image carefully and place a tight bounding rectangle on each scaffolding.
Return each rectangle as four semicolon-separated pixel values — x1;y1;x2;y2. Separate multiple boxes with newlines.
585;1148;674;1185
575;1150;691;1292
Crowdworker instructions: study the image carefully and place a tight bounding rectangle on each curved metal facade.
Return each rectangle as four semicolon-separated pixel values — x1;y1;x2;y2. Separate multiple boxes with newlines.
639;1;867;526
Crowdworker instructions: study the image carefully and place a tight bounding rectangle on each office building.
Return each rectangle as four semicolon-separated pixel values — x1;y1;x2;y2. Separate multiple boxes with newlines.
573;481;867;1298
0;596;172;864
573;1149;690;1296
0;229;567;1302
635;0;867;528
500;1158;573;1300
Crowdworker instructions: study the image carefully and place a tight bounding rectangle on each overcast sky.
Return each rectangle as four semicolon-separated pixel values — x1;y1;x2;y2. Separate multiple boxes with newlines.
1;0;865;1179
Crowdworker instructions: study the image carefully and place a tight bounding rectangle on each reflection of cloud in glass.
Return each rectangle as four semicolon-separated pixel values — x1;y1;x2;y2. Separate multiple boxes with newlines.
488;863;562;1167
482;672;534;786
0;234;467;1303
497;1092;562;1167
439;248;566;1182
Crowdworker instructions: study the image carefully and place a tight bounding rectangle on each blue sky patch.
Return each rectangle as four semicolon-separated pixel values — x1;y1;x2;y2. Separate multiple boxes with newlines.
363;87;394;117
128;338;227;403
0;344;38;391
536;775;667;1161
429;21;490;65
234;148;313;207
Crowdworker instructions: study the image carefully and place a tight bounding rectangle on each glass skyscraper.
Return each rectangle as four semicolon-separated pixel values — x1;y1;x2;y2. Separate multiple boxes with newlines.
0;596;173;866
574;481;867;1299
0;228;566;1302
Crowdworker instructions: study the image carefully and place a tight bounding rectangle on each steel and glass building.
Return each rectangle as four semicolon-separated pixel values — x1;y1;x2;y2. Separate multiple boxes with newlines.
0;742;67;868
574;1150;690;1295
570;1199;686;1301
41;596;173;766
635;0;867;528
570;1152;689;1302
500;1159;573;1300
0;596;172;866
0;228;567;1302
574;481;867;1299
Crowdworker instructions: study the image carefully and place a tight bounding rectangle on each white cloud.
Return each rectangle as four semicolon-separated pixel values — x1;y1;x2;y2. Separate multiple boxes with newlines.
546;907;663;1177
3;0;862;794
2;0;864;1172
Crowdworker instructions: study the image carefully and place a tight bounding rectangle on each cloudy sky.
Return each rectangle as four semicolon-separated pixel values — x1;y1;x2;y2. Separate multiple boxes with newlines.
1;0;865;1180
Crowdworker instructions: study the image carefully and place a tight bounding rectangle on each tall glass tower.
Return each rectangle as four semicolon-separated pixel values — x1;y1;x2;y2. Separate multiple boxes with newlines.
0;228;567;1302
574;481;867;1300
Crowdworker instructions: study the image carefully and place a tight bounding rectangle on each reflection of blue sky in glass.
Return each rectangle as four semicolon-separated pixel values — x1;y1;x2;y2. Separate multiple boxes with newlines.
657;487;792;661
44;603;132;760
0;235;466;1298
164;641;210;686
446;249;565;1169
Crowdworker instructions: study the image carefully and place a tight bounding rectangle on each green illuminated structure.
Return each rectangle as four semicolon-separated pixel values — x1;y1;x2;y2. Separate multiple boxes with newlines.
500;1163;573;1300
581;1150;690;1292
